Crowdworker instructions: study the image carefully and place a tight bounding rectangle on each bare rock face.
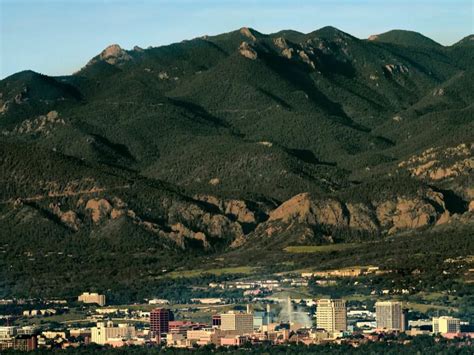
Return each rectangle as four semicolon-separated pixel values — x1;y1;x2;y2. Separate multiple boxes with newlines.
245;187;454;247
368;34;379;41
469;201;474;212
194;194;262;227
268;193;347;227
269;192;314;223
4;111;65;136
298;50;316;69
168;200;244;243
389;198;437;234
239;42;258;60
240;27;257;41
60;211;81;231
281;48;294;59
48;203;81;231
85;198;113;223
347;203;379;231
225;200;256;224
273;37;287;49
383;64;409;75
399;143;473;182
313;199;347;226
99;44;132;65
85;44;132;67
170;223;210;249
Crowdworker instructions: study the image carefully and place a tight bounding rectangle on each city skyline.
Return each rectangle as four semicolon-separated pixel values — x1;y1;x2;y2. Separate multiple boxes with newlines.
1;0;473;78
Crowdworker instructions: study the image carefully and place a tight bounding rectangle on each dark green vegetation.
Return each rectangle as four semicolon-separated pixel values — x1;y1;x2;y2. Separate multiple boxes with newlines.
0;27;473;301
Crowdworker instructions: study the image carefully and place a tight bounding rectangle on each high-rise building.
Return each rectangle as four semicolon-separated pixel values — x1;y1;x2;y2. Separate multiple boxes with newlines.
376;301;407;331
150;308;173;337
220;312;254;335
316;299;347;332
432;316;461;334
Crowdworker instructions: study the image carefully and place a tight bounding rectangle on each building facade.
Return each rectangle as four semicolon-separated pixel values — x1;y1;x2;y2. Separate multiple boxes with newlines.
78;292;106;306
220;312;254;335
91;322;136;345
316;299;347;332
432;316;461;334
375;301;407;331
150;308;174;337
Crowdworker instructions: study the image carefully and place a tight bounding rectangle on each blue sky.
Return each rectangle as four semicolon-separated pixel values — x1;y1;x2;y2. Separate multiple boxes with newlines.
1;0;473;78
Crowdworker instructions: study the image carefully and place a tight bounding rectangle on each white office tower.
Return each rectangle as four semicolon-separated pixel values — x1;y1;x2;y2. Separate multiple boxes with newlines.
316;299;347;332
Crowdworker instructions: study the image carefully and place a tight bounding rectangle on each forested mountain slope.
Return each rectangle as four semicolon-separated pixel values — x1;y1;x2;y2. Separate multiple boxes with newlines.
0;27;472;297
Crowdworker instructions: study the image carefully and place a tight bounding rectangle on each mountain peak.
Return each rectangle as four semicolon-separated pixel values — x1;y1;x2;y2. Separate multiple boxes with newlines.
452;34;474;47
306;26;355;41
239;27;259;41
84;44;133;68
99;44;132;63
368;29;442;47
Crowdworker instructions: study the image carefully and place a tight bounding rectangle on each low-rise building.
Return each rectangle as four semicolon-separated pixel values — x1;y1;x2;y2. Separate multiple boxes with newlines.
78;292;106;306
432;316;461;334
220;335;247;346
0;326;17;339
91;322;136;345
186;328;224;346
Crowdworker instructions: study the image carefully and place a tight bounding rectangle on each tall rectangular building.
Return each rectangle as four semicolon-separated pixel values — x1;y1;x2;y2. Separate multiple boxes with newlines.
150;308;173;337
220;312;253;335
376;301;406;331
316;299;347;332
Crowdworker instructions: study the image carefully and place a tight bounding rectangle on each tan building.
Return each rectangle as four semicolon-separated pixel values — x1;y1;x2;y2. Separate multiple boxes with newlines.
220;312;254;335
432;316;461;334
91;322;135;345
0;326;17;339
316;299;347;332
186;329;224;346
78;292;106;306
375;301;406;331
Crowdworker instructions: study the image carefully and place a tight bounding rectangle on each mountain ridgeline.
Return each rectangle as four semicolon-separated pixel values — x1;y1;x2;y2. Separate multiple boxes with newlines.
0;27;473;297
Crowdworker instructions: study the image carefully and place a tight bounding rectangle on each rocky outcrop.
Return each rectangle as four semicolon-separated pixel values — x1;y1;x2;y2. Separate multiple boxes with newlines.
239;42;257;60
86;44;132;66
49;203;81;231
399;143;473;182
347;203;379;231
240;27;256;42
239;188;456;247
85;198;112;223
273;37;287;49
298;50;316;69
194;194;261;226
2;111;65;136
383;64;409;75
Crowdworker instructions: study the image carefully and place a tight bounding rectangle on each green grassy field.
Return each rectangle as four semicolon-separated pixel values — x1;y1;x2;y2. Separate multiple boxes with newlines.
165;266;257;278
283;243;359;253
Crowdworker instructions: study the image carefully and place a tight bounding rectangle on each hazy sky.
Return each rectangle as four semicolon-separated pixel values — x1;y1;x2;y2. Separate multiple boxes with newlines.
1;0;473;79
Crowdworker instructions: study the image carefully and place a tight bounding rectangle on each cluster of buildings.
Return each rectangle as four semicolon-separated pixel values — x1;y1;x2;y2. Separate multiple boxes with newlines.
0;294;470;351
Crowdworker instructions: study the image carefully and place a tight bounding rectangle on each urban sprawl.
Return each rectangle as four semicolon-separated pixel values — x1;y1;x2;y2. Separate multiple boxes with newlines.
0;273;472;351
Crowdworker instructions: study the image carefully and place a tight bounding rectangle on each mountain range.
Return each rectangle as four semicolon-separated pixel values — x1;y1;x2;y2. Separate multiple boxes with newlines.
0;27;473;298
